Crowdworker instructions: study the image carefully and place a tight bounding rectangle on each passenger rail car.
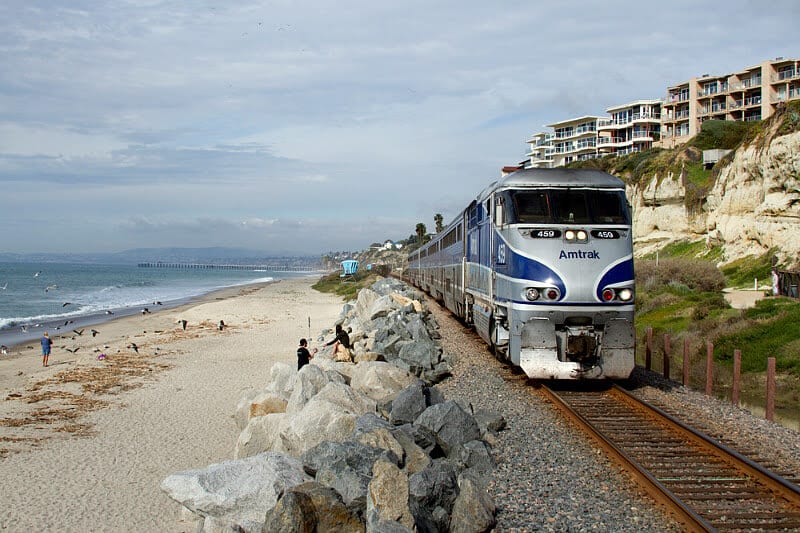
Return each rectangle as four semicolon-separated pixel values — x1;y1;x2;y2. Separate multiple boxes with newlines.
407;168;635;380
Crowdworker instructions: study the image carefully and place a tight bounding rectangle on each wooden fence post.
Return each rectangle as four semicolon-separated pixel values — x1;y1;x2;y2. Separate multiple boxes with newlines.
663;333;671;380
682;338;690;387
645;327;653;371
705;341;714;396
766;357;776;421
732;349;741;406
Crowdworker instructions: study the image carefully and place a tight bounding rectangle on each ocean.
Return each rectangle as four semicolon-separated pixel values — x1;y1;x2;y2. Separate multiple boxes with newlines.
0;261;314;349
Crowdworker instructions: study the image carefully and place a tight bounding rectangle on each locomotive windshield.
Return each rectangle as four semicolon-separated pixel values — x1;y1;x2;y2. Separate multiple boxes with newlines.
506;189;629;225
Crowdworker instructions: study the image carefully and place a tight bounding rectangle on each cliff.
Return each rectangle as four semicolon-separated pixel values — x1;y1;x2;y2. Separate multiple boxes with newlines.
621;103;800;266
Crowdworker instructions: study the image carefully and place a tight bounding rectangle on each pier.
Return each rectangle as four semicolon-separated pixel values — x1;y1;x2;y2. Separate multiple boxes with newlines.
137;262;318;272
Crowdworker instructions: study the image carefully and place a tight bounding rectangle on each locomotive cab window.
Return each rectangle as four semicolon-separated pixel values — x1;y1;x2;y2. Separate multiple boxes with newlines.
502;189;630;225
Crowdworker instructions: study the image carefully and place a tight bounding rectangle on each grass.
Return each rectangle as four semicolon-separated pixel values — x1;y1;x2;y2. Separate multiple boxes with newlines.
721;251;776;288
312;269;383;300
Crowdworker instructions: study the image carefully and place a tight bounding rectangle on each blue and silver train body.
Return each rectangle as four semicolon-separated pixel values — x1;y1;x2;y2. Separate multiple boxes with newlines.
407;168;635;380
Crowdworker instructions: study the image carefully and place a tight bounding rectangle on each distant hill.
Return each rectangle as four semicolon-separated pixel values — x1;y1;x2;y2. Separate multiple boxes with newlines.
0;247;321;265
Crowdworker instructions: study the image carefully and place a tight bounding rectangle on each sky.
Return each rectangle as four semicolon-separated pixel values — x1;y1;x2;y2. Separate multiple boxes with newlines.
1;1;799;255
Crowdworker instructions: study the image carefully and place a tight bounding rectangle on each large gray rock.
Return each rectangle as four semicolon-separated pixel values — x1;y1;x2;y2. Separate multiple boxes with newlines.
414;400;481;457
408;459;459;533
366;458;414;531
451;440;496;481
160;452;311;533
349;362;417;404
266;362;298;399
286;364;333;414
389;381;443;426
235;412;288;458
355;288;379;324
301;441;400;508
262;481;363;533
234;388;260;430
397;339;440;372
279;395;360;456
449;471;497;533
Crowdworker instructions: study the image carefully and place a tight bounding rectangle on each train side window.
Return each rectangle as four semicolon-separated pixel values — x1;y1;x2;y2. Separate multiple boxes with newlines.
512;191;551;223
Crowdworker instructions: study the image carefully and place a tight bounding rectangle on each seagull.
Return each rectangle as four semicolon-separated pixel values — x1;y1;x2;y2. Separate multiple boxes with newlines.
62;302;72;307
153;301;162;305
91;329;100;337
65;347;80;354
64;320;73;326
33;271;41;278
20;325;27;332
105;310;114;315
1;282;7;289
45;285;58;292
141;308;150;314
129;343;139;354
218;320;225;331
180;319;187;330
1;345;8;355
73;329;84;336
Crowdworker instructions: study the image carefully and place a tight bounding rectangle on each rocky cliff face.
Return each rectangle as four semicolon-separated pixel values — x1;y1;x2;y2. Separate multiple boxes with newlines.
630;125;800;266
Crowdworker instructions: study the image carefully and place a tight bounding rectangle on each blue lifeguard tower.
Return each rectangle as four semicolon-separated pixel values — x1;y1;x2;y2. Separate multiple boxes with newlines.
341;259;359;278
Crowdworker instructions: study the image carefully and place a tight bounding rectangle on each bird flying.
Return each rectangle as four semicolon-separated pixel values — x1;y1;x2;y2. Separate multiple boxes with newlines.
73;329;84;336
91;329;100;337
33;271;41;278
129;343;139;354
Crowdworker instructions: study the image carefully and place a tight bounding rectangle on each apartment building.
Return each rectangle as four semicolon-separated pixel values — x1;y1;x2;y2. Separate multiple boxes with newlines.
661;57;800;147
524;132;554;168
598;100;662;156
545;116;605;167
517;56;798;170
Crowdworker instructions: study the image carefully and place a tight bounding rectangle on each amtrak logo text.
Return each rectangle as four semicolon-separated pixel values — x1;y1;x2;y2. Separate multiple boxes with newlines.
559;250;600;259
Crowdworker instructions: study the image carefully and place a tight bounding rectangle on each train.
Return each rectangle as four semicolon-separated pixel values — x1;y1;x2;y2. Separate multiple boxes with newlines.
406;168;635;380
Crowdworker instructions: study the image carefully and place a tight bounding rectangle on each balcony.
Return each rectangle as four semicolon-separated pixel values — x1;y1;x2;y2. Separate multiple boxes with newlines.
744;95;762;106
774;70;798;82
598;136;622;146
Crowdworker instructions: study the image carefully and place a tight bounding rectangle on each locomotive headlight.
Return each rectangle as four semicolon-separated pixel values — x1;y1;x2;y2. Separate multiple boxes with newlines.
576;230;588;241
525;288;540;301
565;230;575;241
617;288;634;301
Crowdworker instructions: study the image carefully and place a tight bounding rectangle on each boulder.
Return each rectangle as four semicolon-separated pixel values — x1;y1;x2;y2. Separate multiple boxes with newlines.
389;381;442;426
414;400;481;457
449;471;497;533
349;362;417;404
301;440;400;508
266;362;298;399
408;459;459;533
249;392;288;419
286;364;333;414
366;458;414;530
262;481;363;533
279;397;360;456
235;412;288;459
160;452;310;533
234;388;260;430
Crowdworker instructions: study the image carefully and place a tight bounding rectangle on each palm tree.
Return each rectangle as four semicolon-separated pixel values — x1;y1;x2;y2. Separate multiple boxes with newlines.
415;223;427;244
434;213;444;233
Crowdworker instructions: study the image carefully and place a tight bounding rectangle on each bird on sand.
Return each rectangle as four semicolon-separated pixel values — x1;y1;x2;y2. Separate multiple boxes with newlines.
179;319;187;330
91;329;100;337
129;343;139;354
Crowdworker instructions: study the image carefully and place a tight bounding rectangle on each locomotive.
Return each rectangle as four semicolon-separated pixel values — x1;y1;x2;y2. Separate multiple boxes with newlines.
406;168;635;380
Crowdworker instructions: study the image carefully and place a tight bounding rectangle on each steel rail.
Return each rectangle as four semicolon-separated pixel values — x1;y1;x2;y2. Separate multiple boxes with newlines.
540;383;800;532
539;383;714;532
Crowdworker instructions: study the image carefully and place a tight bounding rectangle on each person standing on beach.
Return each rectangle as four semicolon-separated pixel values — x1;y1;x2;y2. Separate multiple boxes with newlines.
297;338;317;370
41;331;53;367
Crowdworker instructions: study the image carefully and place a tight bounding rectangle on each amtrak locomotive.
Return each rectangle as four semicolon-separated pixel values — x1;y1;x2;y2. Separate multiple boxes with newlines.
407;168;635;380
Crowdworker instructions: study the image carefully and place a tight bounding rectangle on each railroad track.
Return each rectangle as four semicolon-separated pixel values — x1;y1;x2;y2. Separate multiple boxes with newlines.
540;382;800;532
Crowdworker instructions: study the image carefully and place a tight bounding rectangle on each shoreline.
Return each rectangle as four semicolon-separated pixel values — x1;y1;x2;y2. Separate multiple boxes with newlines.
0;275;344;531
0;274;311;352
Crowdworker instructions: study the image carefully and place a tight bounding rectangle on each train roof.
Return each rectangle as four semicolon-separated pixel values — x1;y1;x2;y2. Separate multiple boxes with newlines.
476;168;625;201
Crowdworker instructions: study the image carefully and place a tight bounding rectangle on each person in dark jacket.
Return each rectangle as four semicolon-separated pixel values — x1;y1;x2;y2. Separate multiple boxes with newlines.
325;324;352;362
297;338;317;370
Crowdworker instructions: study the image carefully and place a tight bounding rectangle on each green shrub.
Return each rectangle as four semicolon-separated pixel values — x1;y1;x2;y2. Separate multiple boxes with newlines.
721;252;775;288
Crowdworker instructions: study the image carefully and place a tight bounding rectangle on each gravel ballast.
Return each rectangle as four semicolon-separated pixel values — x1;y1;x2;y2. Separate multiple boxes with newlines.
427;299;800;532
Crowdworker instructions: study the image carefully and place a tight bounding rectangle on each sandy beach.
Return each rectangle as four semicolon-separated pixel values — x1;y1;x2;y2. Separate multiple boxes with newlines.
0;276;344;532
